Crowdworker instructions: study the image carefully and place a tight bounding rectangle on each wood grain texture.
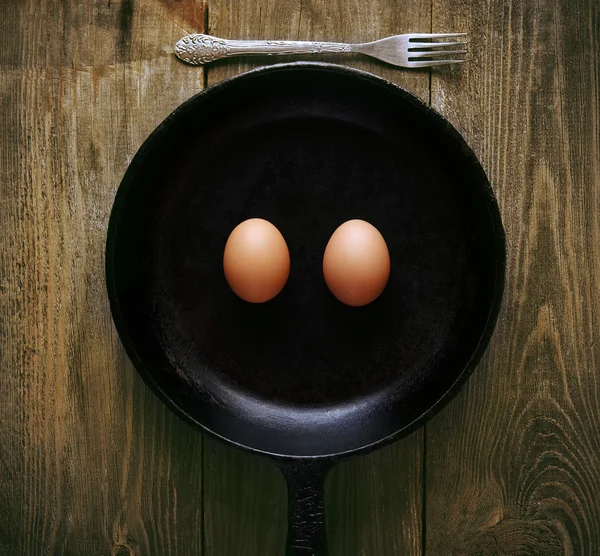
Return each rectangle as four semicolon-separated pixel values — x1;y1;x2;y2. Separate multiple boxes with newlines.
203;441;287;555
2;0;599;555
426;1;600;555
202;1;430;555
0;1;206;554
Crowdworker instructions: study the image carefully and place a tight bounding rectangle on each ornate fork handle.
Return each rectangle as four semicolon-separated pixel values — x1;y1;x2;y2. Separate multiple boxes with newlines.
175;34;353;65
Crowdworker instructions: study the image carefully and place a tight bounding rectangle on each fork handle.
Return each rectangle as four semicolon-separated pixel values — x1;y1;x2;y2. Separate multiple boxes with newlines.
175;33;353;65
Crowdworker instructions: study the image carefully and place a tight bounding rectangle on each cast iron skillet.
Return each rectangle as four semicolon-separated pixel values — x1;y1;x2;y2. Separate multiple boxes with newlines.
106;63;505;555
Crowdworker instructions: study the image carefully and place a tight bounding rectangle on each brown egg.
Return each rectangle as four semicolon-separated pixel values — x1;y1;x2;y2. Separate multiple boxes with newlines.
223;218;290;303
323;219;391;307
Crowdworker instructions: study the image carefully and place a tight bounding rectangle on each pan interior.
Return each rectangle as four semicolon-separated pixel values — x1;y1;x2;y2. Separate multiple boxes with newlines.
108;65;503;457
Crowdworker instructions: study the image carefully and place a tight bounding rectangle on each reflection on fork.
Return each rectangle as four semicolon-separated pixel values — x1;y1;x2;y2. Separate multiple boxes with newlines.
175;32;468;69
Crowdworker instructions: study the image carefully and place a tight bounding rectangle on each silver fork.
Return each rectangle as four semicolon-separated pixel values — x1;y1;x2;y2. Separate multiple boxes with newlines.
175;33;467;68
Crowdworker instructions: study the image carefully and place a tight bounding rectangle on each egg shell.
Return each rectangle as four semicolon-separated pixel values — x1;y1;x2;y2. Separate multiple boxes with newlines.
323;219;391;306
223;218;290;303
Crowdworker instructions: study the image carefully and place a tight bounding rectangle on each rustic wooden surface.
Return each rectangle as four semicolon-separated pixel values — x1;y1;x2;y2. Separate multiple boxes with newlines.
0;1;206;555
425;1;600;555
0;0;598;555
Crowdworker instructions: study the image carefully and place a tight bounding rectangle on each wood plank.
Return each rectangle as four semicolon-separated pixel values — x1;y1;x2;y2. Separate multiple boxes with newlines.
0;1;207;554
203;442;288;555
426;0;600;554
202;1;431;555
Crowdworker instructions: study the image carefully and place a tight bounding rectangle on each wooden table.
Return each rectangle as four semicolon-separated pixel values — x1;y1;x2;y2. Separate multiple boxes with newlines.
1;1;599;554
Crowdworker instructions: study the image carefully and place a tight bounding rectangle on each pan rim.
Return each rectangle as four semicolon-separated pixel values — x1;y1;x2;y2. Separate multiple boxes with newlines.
105;61;506;461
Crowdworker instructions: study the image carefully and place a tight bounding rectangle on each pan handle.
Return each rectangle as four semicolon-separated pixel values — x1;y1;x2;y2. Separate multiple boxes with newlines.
277;459;332;556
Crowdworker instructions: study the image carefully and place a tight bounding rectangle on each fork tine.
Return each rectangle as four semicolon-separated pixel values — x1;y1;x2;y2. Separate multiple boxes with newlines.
408;59;466;68
410;50;467;59
408;33;468;40
408;41;467;49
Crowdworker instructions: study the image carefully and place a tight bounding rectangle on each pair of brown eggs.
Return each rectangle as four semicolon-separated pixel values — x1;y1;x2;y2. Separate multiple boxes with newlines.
223;218;391;307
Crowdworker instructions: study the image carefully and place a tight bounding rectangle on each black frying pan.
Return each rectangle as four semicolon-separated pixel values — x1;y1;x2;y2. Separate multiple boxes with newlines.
106;63;505;555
